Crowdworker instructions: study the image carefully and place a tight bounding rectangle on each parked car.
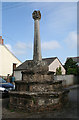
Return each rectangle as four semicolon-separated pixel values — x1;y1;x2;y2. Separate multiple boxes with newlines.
0;77;14;90
0;77;14;98
0;87;9;98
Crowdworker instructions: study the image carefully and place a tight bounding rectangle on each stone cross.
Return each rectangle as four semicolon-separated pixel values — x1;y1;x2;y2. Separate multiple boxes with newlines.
32;10;42;63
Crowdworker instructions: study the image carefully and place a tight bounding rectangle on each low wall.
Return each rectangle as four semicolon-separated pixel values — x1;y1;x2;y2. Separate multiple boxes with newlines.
54;75;79;86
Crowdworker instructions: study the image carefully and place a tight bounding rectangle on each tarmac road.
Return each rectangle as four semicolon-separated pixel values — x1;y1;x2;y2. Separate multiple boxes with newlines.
1;85;79;119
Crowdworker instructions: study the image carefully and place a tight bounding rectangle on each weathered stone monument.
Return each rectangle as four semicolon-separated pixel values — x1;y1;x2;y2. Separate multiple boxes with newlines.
9;10;69;112
33;10;42;62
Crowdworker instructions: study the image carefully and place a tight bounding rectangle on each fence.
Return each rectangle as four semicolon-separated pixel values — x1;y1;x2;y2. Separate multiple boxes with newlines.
54;75;79;86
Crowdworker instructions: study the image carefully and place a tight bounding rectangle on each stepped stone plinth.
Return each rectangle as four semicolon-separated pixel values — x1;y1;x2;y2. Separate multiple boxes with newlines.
9;10;69;112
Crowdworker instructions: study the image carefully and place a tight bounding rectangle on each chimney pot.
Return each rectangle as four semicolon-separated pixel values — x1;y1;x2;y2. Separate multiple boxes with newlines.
0;36;4;45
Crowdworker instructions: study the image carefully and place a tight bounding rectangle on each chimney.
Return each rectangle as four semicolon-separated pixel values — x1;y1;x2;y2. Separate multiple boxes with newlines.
0;36;4;45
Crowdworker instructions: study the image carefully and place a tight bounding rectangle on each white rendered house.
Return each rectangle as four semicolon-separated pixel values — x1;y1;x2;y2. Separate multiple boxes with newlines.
0;36;22;77
14;57;66;81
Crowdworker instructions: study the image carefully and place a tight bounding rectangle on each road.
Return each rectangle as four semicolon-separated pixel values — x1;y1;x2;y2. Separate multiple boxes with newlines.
1;85;79;119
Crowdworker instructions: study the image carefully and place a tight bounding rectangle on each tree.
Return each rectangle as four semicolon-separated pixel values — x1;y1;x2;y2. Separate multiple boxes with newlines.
64;58;79;75
56;66;62;75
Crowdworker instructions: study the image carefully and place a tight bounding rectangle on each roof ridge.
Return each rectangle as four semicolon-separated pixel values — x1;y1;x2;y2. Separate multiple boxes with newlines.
42;57;57;59
22;57;57;62
15;57;57;70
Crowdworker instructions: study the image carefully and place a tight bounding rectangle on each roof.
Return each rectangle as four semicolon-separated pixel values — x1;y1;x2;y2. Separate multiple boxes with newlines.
15;57;57;71
67;57;79;63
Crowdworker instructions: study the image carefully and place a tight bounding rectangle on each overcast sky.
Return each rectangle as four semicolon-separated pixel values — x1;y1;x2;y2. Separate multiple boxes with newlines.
1;2;77;64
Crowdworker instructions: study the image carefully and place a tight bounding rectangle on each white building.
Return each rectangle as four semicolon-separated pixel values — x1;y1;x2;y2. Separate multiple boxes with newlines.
0;36;22;77
14;57;66;81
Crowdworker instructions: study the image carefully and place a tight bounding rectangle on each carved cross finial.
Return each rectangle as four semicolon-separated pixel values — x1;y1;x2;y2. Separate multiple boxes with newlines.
32;10;41;20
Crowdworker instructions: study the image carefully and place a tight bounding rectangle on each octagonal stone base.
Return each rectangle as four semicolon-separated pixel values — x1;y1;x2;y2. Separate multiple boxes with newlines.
9;89;69;112
9;66;69;112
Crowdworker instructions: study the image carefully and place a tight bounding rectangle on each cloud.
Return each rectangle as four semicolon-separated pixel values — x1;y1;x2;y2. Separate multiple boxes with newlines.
8;40;61;56
64;31;77;49
5;41;32;56
15;42;27;49
14;41;32;56
42;40;61;50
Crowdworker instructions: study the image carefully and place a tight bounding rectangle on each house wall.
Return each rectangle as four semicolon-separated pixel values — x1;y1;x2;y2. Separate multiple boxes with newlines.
54;75;78;86
0;45;22;76
0;45;2;76
14;71;22;81
49;58;66;74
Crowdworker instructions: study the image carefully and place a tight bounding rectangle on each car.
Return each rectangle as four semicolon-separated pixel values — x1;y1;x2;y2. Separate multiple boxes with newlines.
0;77;14;90
0;87;9;98
0;77;15;98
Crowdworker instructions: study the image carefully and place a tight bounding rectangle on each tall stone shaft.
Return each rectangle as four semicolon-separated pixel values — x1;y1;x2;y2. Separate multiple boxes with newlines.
32;10;42;62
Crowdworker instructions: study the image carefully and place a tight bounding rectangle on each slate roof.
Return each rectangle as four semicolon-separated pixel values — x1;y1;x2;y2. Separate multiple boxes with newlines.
72;57;79;63
15;57;57;71
67;57;79;63
67;57;79;66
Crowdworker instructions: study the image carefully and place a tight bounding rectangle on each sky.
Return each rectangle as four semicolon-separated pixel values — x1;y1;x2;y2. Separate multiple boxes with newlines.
0;2;77;64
